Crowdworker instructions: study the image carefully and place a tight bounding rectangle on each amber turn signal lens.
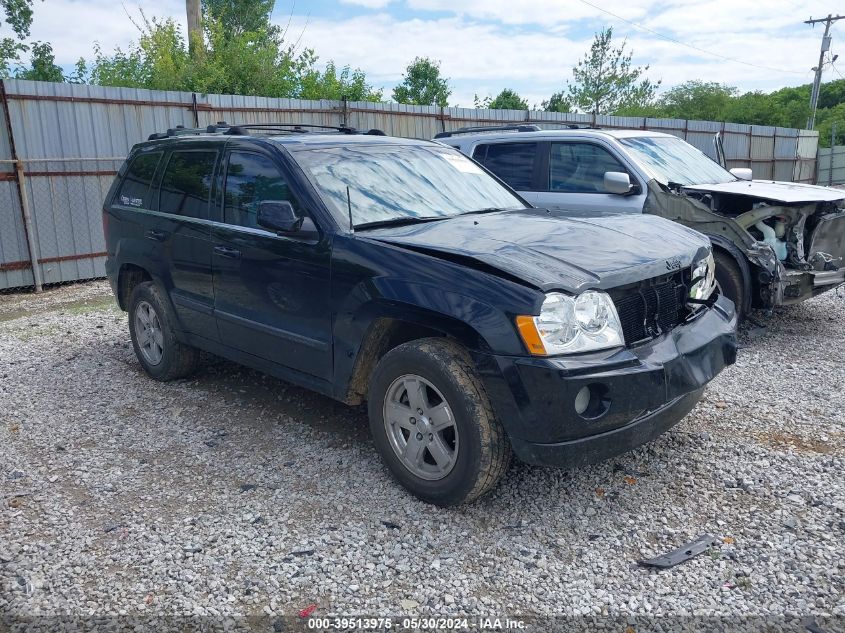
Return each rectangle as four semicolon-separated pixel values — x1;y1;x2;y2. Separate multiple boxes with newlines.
516;315;546;356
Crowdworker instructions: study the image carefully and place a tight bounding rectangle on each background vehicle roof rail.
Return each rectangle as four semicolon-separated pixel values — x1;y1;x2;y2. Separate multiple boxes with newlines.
434;124;541;139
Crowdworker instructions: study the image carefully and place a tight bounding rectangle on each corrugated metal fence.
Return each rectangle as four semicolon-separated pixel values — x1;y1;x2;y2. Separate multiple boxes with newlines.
818;145;845;186
0;78;822;291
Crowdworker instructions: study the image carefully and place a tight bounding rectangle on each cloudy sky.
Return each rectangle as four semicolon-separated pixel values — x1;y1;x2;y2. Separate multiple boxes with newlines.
17;0;845;106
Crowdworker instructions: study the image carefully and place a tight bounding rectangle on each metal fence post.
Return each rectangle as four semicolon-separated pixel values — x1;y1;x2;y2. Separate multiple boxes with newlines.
831;123;837;186
14;160;43;292
2;80;43;292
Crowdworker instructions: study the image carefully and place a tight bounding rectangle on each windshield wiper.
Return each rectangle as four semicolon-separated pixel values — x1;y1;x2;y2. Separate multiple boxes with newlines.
353;216;448;231
456;207;518;217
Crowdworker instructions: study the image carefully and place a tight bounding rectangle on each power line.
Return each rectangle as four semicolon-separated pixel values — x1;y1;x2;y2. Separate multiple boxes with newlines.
575;0;806;75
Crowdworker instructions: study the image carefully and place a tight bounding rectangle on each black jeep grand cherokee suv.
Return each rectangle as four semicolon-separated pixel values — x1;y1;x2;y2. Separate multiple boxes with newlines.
103;123;737;505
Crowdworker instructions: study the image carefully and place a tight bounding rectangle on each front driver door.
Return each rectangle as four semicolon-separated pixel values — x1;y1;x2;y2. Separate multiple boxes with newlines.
534;141;646;217
211;147;333;381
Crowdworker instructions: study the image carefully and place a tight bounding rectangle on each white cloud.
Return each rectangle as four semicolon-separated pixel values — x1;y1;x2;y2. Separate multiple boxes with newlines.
340;0;394;8
16;0;831;109
406;0;653;26
282;9;824;106
25;0;185;62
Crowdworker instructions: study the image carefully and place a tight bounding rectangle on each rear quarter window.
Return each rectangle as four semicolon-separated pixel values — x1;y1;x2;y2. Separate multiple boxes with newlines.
115;152;162;209
158;150;218;219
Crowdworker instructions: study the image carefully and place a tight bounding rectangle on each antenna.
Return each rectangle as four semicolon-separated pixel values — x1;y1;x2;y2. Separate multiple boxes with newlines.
346;186;354;233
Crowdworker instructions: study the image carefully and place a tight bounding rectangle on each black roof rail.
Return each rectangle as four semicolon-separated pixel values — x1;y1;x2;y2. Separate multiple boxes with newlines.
148;122;230;141
224;123;380;136
434;124;541;139
148;121;386;141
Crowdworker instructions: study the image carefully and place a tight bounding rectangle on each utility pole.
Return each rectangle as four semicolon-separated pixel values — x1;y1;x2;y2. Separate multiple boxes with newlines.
805;14;844;129
186;0;202;57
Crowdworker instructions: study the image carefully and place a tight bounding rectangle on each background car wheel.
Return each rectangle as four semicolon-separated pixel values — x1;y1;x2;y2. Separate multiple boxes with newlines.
128;281;199;381
368;338;511;506
713;251;745;317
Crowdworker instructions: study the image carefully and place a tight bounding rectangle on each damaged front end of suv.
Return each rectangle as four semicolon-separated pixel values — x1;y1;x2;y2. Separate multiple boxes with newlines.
643;180;845;309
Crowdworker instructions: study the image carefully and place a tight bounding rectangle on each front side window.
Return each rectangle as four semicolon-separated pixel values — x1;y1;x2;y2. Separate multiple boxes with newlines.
473;142;537;190
291;144;527;228
549;143;628;193
116;152;162;208
158;150;217;219
224;152;297;229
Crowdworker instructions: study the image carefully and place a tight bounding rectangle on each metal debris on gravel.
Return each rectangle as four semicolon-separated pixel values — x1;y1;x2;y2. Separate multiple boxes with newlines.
1;280;844;626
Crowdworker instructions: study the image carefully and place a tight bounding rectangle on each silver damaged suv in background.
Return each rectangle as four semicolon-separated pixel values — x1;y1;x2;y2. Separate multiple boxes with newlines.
439;125;845;316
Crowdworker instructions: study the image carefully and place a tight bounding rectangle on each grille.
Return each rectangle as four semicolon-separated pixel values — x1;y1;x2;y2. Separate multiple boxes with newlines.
612;278;685;345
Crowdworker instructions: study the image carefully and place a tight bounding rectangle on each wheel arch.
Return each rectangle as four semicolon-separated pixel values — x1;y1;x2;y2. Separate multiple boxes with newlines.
116;263;153;311
704;233;753;314
339;305;493;405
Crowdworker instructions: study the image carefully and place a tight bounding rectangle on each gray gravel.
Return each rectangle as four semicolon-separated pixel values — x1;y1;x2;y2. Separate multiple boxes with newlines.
1;281;844;627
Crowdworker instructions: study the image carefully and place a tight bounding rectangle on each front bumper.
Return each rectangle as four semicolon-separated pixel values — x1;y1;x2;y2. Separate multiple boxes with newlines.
475;295;737;468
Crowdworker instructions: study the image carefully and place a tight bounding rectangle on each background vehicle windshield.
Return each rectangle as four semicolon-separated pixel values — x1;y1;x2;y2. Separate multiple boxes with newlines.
292;144;527;227
620;136;736;186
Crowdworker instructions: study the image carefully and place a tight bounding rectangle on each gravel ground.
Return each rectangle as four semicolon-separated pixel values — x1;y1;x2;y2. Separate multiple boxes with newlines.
1;281;844;630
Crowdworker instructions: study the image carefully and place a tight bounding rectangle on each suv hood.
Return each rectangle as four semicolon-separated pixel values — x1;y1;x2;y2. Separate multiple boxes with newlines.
682;180;845;204
363;209;710;292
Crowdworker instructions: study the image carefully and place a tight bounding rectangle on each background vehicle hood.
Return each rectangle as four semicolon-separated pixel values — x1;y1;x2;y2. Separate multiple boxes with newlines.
364;209;710;292
682;180;845;204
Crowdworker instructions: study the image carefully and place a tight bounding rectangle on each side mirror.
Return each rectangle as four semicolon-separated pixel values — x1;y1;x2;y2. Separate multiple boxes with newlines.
604;171;633;195
730;167;753;181
257;200;303;234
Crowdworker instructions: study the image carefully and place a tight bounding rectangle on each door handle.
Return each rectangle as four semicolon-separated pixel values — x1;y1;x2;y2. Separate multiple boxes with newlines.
214;245;241;259
145;229;167;242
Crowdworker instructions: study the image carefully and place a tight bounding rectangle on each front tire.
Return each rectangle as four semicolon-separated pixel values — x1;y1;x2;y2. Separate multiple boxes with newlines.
368;338;511;506
714;251;746;317
128;281;199;381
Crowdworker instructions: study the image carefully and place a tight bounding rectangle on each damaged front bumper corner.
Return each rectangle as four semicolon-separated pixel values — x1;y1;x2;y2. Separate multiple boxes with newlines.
474;295;738;469
748;241;845;306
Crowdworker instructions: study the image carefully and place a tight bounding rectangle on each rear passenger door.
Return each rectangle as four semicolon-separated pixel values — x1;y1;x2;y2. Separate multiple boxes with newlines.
534;141;645;216
211;145;333;382
152;145;220;342
471;142;542;204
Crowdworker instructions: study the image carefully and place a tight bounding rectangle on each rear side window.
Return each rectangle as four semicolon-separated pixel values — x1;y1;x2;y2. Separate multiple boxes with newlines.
550;142;628;193
116;152;162;208
473;142;537;190
223;152;298;229
158;150;217;219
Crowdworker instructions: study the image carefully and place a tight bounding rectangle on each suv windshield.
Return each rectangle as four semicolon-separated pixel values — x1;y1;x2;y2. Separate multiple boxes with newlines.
619;136;736;187
292;144;526;228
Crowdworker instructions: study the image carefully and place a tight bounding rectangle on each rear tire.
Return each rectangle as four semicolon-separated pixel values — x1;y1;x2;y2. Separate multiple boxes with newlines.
368;338;511;506
128;281;199;381
714;251;745;318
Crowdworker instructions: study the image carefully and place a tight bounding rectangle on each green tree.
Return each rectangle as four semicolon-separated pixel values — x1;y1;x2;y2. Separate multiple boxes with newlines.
487;88;528;110
1;0;39;77
90;14;191;91
15;40;62;81
542;91;572;113
654;81;737;121
299;59;382;102
392;57;451;107
202;0;275;39
563;27;659;115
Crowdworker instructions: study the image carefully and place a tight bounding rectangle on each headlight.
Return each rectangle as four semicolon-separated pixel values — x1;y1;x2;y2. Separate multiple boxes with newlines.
690;252;716;301
516;290;625;356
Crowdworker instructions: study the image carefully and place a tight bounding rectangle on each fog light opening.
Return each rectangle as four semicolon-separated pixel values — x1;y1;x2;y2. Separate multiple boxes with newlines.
574;386;591;415
574;383;611;420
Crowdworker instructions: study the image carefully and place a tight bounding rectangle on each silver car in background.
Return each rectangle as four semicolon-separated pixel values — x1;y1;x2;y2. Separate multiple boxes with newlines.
439;125;845;316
